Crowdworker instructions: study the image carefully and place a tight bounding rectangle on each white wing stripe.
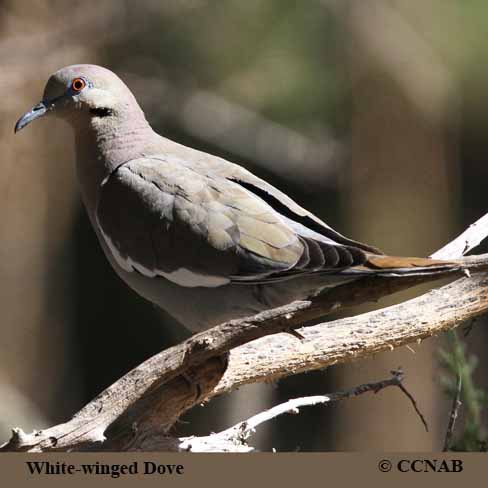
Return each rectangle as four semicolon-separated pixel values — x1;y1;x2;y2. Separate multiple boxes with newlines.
96;219;229;288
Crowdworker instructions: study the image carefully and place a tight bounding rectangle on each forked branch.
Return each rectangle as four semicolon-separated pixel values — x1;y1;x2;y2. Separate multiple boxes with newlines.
2;214;488;452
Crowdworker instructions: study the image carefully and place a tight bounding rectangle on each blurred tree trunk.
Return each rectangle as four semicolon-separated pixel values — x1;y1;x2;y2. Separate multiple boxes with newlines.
0;0;95;439
330;1;460;449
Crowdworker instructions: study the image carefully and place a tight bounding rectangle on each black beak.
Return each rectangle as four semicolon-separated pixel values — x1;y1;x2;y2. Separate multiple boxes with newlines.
14;102;48;133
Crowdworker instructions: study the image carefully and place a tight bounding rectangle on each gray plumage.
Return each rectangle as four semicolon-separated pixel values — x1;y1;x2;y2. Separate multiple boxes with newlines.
15;65;460;331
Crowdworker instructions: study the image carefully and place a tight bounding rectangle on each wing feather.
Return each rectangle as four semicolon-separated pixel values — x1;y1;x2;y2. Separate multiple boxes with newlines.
95;153;457;287
96;157;309;285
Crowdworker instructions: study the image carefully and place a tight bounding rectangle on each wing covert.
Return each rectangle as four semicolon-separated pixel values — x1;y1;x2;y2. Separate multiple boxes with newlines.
95;157;307;286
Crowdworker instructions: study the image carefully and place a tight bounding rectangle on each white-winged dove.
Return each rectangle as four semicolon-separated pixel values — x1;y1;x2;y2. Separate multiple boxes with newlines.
15;65;462;331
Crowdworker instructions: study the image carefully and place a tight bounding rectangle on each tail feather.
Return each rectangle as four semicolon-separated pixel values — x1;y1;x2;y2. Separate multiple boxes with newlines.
363;254;463;276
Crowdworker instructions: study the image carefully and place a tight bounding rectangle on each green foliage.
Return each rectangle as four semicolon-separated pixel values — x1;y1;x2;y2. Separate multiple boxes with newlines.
439;329;488;451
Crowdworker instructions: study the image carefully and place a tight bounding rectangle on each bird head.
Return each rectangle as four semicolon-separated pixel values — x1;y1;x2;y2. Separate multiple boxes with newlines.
15;64;140;133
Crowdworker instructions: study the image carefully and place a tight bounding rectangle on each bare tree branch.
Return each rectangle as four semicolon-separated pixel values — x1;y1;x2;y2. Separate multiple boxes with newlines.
152;369;421;452
2;213;488;452
443;374;463;451
431;213;488;259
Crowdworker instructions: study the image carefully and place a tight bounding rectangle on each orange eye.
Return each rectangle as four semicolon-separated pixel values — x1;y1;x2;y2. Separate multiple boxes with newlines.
71;78;86;92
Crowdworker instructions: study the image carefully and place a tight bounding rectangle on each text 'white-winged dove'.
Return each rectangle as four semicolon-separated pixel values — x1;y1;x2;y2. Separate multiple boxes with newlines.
15;65;463;331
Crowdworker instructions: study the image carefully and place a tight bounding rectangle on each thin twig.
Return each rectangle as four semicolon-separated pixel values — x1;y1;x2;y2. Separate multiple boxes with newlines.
179;369;421;451
236;369;410;441
397;382;429;433
443;374;463;451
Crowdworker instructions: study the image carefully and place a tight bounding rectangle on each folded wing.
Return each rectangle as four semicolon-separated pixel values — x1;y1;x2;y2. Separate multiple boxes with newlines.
95;156;370;287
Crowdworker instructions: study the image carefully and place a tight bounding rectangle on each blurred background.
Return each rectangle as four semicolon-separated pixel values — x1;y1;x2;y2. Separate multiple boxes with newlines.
1;0;488;450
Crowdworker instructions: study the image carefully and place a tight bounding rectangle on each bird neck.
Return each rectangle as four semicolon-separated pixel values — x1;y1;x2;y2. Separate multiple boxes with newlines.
73;113;156;219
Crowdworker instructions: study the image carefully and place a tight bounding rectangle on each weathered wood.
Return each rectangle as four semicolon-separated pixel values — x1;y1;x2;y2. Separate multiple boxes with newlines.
2;213;488;452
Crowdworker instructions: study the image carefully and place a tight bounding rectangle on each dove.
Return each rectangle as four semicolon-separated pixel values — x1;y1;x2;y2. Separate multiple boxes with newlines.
15;65;463;331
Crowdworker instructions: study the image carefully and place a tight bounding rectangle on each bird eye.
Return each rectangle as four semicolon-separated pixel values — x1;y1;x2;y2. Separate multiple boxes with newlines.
71;78;86;92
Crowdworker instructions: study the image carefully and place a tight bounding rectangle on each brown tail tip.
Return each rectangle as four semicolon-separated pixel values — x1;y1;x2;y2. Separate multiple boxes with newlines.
366;255;456;270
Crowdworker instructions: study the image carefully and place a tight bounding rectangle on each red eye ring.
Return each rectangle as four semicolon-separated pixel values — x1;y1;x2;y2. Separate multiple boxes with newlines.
71;78;86;92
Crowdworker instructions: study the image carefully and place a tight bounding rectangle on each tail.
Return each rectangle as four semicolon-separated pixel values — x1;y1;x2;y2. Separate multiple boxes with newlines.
356;254;465;277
